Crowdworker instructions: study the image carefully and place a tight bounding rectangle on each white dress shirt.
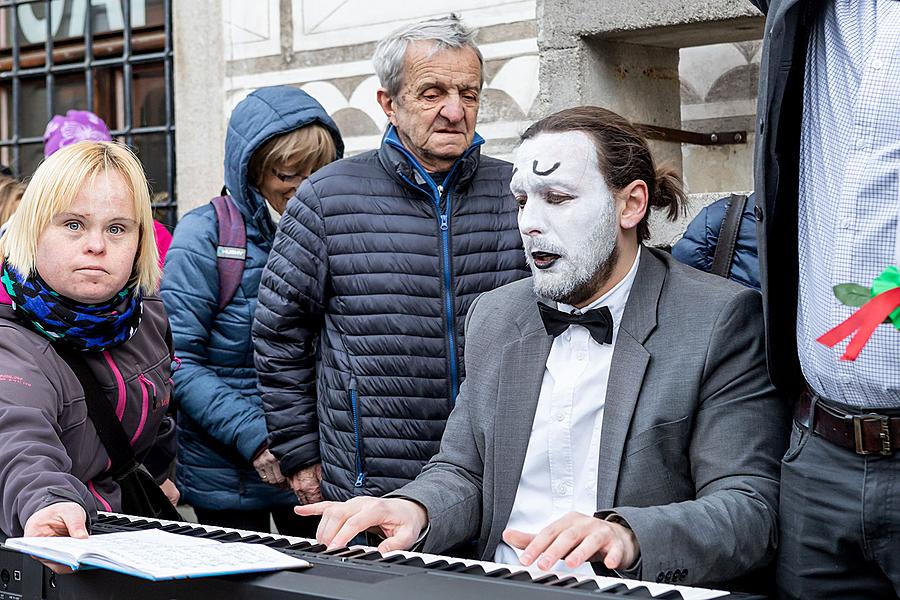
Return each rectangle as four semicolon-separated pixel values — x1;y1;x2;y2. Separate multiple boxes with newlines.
494;249;641;574
797;0;900;407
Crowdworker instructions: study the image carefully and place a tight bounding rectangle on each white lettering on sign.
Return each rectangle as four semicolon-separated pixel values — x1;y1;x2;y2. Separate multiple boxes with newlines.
17;0;147;45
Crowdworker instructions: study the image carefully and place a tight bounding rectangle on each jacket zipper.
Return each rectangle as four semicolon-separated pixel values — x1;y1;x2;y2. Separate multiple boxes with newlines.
350;376;365;487
385;130;480;407
436;185;459;404
132;374;151;445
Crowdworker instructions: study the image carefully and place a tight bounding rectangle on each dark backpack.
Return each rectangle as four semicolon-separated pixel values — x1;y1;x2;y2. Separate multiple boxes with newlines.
210;194;247;310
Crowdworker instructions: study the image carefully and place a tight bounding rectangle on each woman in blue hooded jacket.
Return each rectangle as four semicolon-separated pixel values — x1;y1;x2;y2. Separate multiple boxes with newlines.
161;86;343;534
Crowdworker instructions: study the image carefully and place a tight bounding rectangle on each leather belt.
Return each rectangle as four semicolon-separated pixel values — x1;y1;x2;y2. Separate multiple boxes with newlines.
795;392;900;456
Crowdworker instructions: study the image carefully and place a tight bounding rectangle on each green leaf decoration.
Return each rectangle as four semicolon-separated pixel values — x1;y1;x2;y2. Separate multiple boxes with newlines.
833;283;872;308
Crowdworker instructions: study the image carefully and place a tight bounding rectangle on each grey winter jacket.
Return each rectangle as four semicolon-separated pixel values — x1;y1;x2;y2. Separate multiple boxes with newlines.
0;295;173;536
253;126;528;500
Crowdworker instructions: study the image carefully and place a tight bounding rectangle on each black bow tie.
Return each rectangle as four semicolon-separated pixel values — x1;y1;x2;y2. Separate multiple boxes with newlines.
538;303;614;345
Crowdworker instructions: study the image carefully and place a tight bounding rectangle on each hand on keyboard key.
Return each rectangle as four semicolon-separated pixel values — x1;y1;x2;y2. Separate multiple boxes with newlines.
503;511;639;571
295;496;428;553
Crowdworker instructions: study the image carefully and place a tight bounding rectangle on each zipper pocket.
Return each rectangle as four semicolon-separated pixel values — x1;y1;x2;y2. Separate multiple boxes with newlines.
349;376;366;487
139;373;160;409
132;374;152;445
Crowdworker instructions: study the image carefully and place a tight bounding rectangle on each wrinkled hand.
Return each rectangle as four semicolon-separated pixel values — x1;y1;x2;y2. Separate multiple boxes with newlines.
159;478;180;506
23;502;89;574
503;511;639;571
295;496;428;553
253;449;287;487
289;463;322;504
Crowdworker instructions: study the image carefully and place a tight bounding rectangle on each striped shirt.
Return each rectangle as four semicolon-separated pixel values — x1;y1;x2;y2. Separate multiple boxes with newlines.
798;0;900;407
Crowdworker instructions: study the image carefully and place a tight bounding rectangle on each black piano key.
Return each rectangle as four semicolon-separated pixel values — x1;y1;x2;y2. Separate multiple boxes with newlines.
355;551;384;561
653;591;685;600
565;579;600;590
320;546;352;556
241;535;266;543
532;574;560;584
379;554;410;564
305;543;329;553
484;567;513;577
621;585;655;597
394;557;428;568
440;562;474;572
547;576;578;586
458;564;488;575
597;583;630;593
499;570;534;581
286;541;314;551
181;527;214;537
161;524;196;534
263;538;292;548
326;548;369;559
423;559;451;569
127;519;159;529
203;530;239;540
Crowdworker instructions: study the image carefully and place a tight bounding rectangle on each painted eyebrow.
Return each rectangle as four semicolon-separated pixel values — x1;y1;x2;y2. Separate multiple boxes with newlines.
532;160;561;176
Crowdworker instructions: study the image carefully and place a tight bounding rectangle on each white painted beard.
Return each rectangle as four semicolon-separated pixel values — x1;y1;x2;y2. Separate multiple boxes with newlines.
525;211;618;305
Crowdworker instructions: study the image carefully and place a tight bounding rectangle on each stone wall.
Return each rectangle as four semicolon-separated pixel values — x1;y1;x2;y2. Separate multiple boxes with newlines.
173;0;765;218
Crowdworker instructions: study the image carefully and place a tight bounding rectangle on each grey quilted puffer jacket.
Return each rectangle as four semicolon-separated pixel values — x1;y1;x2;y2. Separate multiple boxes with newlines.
253;126;528;500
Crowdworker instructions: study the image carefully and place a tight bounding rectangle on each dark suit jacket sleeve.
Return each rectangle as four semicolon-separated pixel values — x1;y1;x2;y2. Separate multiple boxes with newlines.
386;294;487;554
606;288;788;585
252;182;329;476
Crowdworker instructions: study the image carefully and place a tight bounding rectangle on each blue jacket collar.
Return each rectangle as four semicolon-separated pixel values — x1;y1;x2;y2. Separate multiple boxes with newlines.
381;125;484;196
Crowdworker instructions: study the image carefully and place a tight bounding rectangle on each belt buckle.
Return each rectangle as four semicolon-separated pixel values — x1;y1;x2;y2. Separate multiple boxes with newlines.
852;414;892;456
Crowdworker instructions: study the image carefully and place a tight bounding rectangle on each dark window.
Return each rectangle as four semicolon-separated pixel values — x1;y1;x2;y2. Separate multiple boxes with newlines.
0;0;176;225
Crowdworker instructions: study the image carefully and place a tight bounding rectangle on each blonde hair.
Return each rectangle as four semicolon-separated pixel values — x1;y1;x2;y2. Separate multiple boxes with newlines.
248;123;337;187
0;141;161;295
0;175;25;227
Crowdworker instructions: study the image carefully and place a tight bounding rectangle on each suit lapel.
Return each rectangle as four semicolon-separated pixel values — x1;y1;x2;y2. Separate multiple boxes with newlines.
484;305;552;556
596;248;666;508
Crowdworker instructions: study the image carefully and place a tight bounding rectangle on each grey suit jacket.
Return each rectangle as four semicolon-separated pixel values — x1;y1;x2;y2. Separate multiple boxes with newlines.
397;248;789;587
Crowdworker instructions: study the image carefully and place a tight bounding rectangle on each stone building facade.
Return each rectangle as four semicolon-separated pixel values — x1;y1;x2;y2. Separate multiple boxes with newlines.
174;0;764;243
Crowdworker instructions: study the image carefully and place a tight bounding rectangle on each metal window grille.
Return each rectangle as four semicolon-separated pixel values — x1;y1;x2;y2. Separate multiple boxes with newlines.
0;0;176;226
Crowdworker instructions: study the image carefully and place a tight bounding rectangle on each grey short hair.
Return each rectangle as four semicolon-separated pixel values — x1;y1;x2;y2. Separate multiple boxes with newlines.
372;13;484;98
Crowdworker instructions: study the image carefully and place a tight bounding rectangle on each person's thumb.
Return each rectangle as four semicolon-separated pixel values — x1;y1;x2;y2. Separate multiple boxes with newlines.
377;526;417;553
62;506;88;539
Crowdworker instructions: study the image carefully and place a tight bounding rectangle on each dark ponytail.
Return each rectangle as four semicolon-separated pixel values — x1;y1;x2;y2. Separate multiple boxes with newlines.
651;164;687;226
521;106;686;241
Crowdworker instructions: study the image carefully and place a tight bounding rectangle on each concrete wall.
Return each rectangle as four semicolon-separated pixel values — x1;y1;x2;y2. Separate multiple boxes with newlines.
173;1;226;215
537;0;763;191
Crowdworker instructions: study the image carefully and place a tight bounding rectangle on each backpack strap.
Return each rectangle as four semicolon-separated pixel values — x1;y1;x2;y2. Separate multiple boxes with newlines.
710;193;748;279
210;195;247;311
53;344;139;480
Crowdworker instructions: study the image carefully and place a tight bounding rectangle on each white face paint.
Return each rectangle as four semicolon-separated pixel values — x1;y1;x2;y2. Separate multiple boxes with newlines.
511;130;619;305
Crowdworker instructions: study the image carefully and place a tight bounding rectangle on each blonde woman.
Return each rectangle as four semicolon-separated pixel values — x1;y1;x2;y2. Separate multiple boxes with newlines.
0;141;176;538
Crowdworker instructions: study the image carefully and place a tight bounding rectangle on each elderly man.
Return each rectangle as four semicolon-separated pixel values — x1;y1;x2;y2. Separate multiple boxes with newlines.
297;107;789;590
253;15;527;505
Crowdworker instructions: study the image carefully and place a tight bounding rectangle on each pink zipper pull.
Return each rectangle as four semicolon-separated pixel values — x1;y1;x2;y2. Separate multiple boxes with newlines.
139;373;159;408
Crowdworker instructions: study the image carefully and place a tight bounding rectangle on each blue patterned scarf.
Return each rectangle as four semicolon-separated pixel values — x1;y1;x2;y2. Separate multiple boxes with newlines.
1;261;142;351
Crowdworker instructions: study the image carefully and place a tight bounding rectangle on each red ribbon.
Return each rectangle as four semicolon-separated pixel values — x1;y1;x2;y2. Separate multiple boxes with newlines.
817;287;900;361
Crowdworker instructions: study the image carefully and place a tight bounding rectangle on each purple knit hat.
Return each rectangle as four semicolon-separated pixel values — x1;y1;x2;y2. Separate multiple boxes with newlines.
43;110;113;157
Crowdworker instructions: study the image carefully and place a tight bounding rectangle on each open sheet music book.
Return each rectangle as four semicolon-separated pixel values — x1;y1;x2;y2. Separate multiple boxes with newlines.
3;529;311;581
